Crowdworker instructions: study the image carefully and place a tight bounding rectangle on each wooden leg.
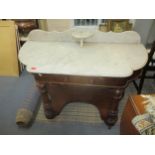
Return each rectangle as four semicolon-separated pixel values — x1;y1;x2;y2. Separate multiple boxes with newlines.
36;83;58;119
96;88;124;128
108;89;124;126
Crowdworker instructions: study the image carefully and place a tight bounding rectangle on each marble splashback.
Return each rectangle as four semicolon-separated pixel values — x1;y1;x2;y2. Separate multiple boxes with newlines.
28;29;141;43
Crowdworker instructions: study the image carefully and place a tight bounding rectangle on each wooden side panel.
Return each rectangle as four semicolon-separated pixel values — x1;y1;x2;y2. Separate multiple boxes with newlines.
120;95;145;135
0;21;19;76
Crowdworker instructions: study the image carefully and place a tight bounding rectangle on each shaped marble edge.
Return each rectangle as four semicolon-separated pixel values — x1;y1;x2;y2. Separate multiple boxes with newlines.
28;29;141;44
18;28;147;77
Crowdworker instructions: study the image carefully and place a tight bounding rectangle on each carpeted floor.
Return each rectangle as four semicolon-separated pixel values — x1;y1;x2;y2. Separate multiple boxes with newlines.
0;70;155;135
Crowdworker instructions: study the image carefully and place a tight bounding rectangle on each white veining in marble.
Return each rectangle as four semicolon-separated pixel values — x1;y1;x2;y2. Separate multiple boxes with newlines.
19;29;148;77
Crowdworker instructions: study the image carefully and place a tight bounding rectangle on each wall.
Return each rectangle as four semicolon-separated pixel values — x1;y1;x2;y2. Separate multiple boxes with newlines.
133;19;154;45
46;19;72;31
147;20;155;44
38;19;47;30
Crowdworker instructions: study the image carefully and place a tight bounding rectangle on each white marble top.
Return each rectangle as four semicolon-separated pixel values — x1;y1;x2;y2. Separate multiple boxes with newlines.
19;29;148;78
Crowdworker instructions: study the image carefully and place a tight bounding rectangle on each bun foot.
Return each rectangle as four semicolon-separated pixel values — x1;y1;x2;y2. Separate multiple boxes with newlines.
105;117;118;128
104;111;118;128
44;109;58;119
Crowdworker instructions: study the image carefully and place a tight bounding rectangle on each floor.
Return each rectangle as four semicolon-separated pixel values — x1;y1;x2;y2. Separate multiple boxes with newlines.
0;70;155;135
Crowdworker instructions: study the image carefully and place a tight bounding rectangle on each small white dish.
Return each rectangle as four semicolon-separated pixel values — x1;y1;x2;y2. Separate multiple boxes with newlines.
72;28;94;47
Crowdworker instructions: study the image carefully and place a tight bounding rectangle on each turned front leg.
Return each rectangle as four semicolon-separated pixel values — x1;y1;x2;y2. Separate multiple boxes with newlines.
36;83;58;119
105;88;124;128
